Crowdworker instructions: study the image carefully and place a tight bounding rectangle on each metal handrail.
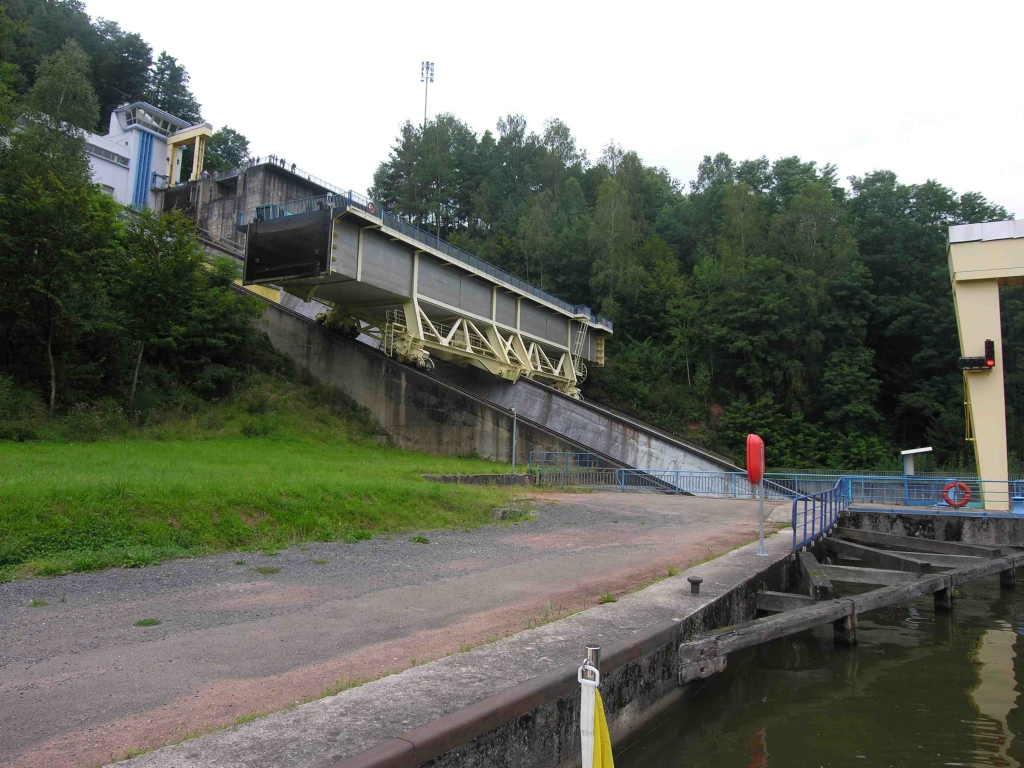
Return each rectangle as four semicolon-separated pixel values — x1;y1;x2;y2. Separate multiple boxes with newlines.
792;479;849;550
613;469;794;499
529;452;601;472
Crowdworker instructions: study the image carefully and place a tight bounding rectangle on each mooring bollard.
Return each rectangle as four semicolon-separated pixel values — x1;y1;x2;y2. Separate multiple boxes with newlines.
687;576;703;595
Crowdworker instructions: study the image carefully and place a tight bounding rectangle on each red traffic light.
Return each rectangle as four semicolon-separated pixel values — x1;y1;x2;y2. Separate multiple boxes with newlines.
960;340;997;371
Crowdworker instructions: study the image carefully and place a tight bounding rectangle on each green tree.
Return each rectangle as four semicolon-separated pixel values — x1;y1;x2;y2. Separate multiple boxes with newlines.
203;126;250;172
0;139;120;413
26;38;97;130
92;19;151;121
589;177;640;315
116;210;205;408
146;52;201;123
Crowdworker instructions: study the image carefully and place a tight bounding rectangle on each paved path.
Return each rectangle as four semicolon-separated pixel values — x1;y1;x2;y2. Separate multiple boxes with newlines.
0;492;762;767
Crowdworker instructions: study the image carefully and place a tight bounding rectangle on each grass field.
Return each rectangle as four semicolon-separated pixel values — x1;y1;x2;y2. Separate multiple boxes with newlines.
0;377;513;580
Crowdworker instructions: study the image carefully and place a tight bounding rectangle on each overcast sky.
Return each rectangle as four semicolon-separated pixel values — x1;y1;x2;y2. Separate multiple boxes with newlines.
85;0;1023;217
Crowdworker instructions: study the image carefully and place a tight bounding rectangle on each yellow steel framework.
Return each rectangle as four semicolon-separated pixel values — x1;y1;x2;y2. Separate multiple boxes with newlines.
165;123;213;183
320;303;589;399
947;222;1024;511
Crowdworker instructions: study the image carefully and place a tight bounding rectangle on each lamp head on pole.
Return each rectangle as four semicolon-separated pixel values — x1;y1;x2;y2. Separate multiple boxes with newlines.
421;61;435;83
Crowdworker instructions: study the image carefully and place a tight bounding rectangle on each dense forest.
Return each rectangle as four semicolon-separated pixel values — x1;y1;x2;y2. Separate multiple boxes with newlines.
0;10;283;439
370;116;1019;469
1;1;1019;470
0;0;250;169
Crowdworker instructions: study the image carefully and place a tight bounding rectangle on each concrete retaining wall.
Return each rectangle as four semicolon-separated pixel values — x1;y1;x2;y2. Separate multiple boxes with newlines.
260;302;592;463
428;362;737;474
846;509;1024;546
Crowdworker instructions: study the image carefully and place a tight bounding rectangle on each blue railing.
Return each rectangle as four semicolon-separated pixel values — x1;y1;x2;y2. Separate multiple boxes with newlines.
792;479;849;550
528;452;601;472
614;470;792;498
237;192;613;331
843;475;1024;511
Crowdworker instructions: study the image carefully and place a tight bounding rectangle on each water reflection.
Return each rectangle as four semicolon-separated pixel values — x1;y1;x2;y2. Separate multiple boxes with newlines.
970;623;1018;767
617;576;1022;768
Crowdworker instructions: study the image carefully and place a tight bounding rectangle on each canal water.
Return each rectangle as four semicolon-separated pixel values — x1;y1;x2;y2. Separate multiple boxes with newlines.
618;575;1021;767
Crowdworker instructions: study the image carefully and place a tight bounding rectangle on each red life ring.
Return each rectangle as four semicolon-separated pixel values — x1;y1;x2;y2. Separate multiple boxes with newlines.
366;201;377;215
942;481;971;508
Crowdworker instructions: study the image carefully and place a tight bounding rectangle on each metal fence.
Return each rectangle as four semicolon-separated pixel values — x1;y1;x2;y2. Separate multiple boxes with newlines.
793;479;849;550
613;470;792;498
528;452;601;472
770;468;1024;481
534;469;618;488
235;192;613;331
844;475;1024;511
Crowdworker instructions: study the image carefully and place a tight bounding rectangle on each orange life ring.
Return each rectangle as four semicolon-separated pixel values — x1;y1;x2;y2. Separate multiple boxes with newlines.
366;201;377;215
942;481;971;508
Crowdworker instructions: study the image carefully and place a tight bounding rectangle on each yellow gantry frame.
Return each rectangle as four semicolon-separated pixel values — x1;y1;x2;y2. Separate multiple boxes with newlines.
948;228;1024;511
165;123;213;183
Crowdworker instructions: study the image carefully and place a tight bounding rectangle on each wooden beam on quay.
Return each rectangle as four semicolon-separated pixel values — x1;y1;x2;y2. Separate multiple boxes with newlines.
835;527;1003;558
887;551;986;569
822;537;933;573
756;591;817;614
821;564;921;585
680;552;1023;685
798;550;833;600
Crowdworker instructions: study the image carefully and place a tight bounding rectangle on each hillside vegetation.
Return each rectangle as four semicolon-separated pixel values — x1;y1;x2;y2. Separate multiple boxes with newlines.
0;376;513;581
371;118;1017;469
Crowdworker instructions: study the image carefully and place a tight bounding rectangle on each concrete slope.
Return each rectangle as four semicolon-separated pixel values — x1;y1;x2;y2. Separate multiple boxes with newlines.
427;358;738;472
256;297;623;467
255;294;737;473
256;296;737;474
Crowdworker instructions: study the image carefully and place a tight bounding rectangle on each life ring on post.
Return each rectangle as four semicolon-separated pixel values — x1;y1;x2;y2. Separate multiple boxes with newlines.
366;201;377;215
942;481;971;508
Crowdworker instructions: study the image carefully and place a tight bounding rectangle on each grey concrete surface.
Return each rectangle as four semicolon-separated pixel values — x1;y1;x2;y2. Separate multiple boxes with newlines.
0;493;765;768
259;301;589;464
115;524;793;768
258;298;737;475
428;358;737;473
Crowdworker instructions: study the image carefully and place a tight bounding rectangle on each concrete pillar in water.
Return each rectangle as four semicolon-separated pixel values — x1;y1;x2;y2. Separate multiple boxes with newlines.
935;586;954;612
834;612;858;646
1000;567;1016;590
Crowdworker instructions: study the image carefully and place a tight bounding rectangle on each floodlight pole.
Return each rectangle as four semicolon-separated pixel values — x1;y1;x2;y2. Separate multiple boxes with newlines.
421;61;434;129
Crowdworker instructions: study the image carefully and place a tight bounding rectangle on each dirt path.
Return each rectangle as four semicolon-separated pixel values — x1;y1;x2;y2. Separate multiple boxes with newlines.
0;492;762;767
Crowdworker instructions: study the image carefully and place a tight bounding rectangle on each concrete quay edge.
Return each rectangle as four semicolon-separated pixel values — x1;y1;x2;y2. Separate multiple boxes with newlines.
118;531;794;768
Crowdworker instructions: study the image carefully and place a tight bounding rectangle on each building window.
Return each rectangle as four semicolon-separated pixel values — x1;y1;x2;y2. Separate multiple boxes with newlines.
85;142;130;167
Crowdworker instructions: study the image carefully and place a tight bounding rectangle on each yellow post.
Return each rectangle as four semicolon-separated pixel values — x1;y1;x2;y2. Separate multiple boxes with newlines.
951;278;1007;510
164;124;213;183
948;222;1024;512
190;134;207;181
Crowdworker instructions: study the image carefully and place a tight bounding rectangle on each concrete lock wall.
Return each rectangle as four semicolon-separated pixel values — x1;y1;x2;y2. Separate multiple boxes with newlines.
846;510;1024;547
256;294;737;472
427;362;737;473
418;554;796;768
259;302;589;463
192;165;339;248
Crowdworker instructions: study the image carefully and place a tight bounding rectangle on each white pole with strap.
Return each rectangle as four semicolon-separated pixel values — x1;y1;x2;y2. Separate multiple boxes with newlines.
579;653;599;768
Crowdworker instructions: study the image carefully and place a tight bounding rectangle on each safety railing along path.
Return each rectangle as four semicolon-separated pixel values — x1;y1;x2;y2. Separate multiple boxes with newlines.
528;451;602;473
792;478;849;550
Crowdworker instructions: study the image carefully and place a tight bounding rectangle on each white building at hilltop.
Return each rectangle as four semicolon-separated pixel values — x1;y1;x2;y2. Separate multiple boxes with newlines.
85;102;212;209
